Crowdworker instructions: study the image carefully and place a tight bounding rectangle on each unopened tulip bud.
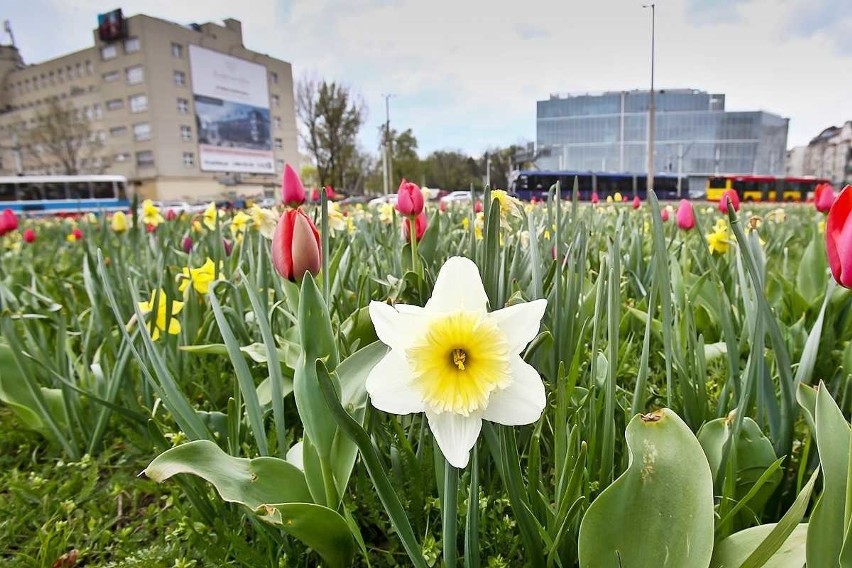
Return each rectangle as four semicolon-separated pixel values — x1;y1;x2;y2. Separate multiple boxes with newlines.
0;209;18;236
826;185;852;288
396;179;424;217
815;183;836;213
474;200;483;213
166;209;177;221
676;200;695;230
661;208;670;222
402;211;427;242
282;164;306;207
111;211;129;233
718;189;740;214
272;209;322;282
223;239;233;257
591;192;599;205
632;196;641;209
182;236;193;253
23;228;36;243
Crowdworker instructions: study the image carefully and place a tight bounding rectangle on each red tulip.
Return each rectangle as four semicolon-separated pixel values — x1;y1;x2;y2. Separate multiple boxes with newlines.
591;192;599;205
632;196;641;210
661;208;670;222
396;179;424;217
23;228;36;243
718;189;740;214
182;236;193;253
272;208;321;282
281;164;306;207
676;199;695;230
166;209;177;221
0;209;18;235
815;183;836;213
72;228;84;241
402;210;427;242
474;200;483;213
223;239;233;257
146;223;157;233
826;185;852;288
439;201;447;212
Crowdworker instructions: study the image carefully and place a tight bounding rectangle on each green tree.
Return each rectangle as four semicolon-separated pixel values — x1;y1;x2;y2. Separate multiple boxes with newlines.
422;150;480;190
20;97;105;174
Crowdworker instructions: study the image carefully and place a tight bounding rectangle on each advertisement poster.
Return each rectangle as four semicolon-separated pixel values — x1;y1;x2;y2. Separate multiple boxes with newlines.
188;45;274;174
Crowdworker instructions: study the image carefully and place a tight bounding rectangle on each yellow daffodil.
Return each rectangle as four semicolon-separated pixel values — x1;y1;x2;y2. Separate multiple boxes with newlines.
249;205;278;239
714;218;728;232
490;190;522;218
367;256;547;468
141;199;164;227
613;192;623;203
230;211;252;236
192;220;203;234
178;257;219;296
202;202;219;231
138;289;183;341
461;214;484;240
346;217;357;235
707;229;730;255
606;195;613;204
327;202;347;233
378;202;395;224
111;211;129;233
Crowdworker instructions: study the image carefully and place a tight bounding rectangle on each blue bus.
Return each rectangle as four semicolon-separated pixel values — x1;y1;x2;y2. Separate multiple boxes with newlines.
509;170;689;201
0;175;130;215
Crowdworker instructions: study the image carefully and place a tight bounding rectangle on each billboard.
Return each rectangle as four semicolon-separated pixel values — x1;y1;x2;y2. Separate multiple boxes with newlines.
97;9;126;42
188;45;274;174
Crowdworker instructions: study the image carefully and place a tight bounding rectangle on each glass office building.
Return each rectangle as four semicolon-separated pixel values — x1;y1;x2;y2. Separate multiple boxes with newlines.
536;89;788;175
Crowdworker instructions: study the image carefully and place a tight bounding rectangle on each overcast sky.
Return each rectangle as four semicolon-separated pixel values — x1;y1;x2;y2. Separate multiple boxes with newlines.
4;0;850;157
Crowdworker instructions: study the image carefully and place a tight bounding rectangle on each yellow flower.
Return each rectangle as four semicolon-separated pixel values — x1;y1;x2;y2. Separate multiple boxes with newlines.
66;233;78;243
192;220;203;234
490;190;522;218
202;202;219;231
141;199;164;227
346;217;357;235
766;208;787;223
706;229;730;255
462;214;484;240
111;211;129;233
378;202;395;224
614;192;623;203
327;202;346;233
819;220;826;234
230;211;252;236
178;258;219;296
249;205;278;239
606;195;613;204
714;218;728;233
138;289;183;341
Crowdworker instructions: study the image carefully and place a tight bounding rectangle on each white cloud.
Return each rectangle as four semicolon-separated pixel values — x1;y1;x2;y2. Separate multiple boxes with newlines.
8;0;852;156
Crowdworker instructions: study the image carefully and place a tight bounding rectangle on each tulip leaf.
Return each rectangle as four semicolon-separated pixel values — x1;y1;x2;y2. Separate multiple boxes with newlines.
796;229;828;303
257;502;355;568
144;440;312;510
806;383;850;568
711;524;808;568
578;408;714;568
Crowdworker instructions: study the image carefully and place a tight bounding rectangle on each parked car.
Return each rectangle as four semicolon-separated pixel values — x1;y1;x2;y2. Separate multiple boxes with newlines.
439;191;473;204
153;200;193;214
339;195;372;205
368;194;398;206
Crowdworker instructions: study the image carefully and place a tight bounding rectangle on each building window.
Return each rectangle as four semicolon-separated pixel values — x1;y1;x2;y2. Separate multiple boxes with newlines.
98;130;107;143
93;104;102;119
129;94;148;113
114;152;130;162
106;99;124;111
136;150;154;168
124;37;140;53
126;65;144;85
271;94;279;107
76;63;83;77
276;159;284;171
174;71;186;86
183;152;194;167
177;98;189;114
133;123;151;141
180;125;192;141
274;138;282;149
270;71;278;84
101;45;117;60
102;71;120;83
274;116;282;129
86;61;94;75
171;43;183;58
110;126;127;137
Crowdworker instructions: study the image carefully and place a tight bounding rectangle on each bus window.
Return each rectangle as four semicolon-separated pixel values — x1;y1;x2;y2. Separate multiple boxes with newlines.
69;181;92;200
708;177;728;190
0;182;15;202
43;182;68;200
18;182;43;201
92;181;115;199
116;181;128;200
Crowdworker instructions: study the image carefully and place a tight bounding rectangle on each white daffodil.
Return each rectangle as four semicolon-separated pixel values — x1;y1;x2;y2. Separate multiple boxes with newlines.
366;256;547;468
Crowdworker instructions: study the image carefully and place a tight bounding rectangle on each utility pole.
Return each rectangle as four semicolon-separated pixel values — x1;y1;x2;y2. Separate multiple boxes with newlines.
383;94;395;193
643;3;656;193
485;152;491;187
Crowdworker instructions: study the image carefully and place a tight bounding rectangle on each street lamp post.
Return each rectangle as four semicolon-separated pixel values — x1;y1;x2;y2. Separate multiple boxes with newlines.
383;94;395;194
643;3;656;194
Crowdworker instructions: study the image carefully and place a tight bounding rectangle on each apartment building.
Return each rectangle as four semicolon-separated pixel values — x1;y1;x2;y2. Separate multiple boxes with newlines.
787;122;852;188
0;12;298;200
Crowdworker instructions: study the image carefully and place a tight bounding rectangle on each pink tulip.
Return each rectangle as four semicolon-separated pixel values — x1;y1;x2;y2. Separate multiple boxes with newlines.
0;209;18;236
826;185;852;288
396;179;424;217
676;199;695;230
661;208;670;222
23;228;36;243
271;209;321;281
718;189;740;214
281;164;306;207
591;192;599;205
632;196;641;209
402;211;427;242
815;183;836;213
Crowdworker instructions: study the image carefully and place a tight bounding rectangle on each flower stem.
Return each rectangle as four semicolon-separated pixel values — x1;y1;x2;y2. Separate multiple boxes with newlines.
443;458;458;567
408;216;420;274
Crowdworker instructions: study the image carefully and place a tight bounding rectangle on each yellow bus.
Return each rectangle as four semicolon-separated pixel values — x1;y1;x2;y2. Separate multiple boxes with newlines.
706;175;828;203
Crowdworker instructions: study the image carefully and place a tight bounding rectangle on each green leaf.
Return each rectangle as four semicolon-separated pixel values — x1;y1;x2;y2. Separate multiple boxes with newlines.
258;502;355;568
711;524;808;568
578;408;714;568
144;440;312;510
796;228;828;303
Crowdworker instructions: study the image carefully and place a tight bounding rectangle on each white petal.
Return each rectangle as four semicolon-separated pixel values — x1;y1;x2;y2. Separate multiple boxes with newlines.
426;410;482;468
489;299;547;355
286;441;304;471
426;256;488;314
483;357;546;425
369;301;429;352
366;350;425;415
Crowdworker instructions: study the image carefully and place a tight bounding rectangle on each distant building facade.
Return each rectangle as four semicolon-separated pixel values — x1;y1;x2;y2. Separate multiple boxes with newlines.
0;12;298;200
536;89;788;176
787;122;852;187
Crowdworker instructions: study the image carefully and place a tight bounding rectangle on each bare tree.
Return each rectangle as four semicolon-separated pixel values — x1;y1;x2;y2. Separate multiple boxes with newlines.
296;75;365;191
21;97;105;174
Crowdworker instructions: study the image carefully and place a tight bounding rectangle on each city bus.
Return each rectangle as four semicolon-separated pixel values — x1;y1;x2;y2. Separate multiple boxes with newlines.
705;175;829;203
0;175;130;215
509;170;688;201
